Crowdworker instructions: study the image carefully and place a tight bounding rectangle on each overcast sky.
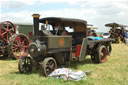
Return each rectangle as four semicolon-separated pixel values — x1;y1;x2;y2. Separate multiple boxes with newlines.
0;0;128;32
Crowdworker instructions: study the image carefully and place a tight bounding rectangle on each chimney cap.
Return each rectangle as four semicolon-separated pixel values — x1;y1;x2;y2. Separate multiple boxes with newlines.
32;14;40;18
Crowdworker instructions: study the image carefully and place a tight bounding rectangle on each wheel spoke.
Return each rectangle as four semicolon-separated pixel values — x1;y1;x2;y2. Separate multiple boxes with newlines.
16;37;21;45
8;32;13;37
14;41;19;46
1;25;7;31
7;22;9;30
1;31;7;35
22;65;25;72
24;65;28;72
46;62;49;67
46;67;50;74
21;38;26;43
9;27;14;32
8;28;15;36
21;46;25;52
50;61;54;67
22;39;28;46
26;58;30;64
13;47;19;51
25;58;27;64
48;60;55;72
21;41;25;46
19;60;26;73
6;33;8;41
13;44;19;47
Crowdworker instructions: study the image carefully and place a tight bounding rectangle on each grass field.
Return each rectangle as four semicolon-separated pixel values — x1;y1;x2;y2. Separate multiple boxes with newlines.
0;44;128;85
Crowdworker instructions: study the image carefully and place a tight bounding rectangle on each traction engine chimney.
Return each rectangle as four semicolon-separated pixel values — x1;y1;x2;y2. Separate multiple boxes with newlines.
32;14;40;36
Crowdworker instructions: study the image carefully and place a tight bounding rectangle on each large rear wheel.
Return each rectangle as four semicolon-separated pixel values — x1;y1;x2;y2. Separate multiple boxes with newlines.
8;34;29;59
94;45;108;63
0;21;16;42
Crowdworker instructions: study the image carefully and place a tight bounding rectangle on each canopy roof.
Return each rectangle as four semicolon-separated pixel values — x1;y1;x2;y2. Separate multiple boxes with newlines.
39;17;87;32
105;22;128;28
39;17;87;25
87;26;98;30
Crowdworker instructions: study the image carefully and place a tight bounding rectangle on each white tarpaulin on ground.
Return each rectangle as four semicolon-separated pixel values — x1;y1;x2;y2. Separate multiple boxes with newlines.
48;68;86;81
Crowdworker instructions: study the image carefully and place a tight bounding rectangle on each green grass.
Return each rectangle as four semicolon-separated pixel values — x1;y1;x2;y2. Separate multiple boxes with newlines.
0;44;128;85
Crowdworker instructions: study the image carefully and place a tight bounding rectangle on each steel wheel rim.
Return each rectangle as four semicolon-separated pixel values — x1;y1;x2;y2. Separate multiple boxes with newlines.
19;57;32;73
100;47;107;63
0;21;16;42
45;60;56;75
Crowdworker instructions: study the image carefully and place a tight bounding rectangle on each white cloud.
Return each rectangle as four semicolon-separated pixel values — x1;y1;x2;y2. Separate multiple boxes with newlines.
1;0;128;32
1;10;34;23
0;1;1;20
1;8;96;22
1;0;79;8
39;0;85;5
1;0;38;8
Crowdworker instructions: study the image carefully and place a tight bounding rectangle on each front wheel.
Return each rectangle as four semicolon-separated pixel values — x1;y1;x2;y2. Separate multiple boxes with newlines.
41;57;57;76
18;56;32;73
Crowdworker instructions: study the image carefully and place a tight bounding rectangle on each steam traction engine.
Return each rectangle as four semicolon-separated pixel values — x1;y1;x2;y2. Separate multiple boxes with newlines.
105;22;128;43
0;21;29;59
18;14;114;76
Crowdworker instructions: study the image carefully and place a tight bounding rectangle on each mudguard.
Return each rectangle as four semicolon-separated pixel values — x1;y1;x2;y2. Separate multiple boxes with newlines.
79;38;88;61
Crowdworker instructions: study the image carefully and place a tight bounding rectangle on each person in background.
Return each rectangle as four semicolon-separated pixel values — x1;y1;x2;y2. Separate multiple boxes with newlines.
109;28;114;38
123;30;128;43
91;30;97;37
15;25;20;34
61;30;69;35
120;28;124;42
